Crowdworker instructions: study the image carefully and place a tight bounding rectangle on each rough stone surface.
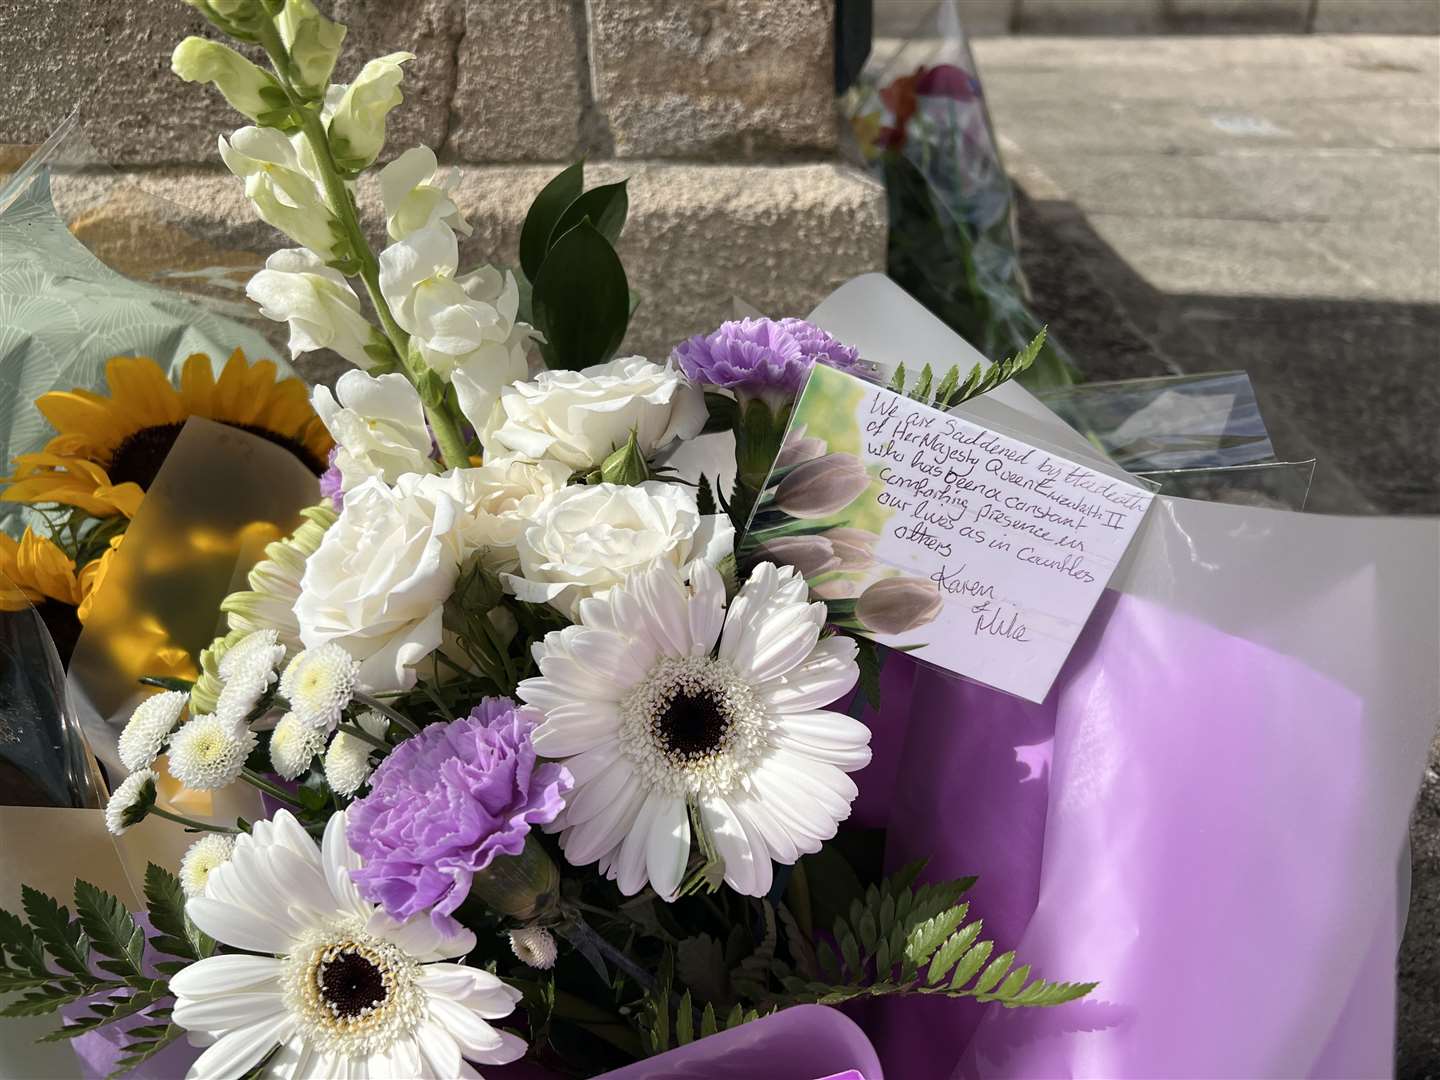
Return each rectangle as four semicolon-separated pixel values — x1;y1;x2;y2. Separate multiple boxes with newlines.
1314;0;1440;33
119;161;886;369
586;0;837;159
1014;0;1165;33
446;0;585;162
0;0;459;167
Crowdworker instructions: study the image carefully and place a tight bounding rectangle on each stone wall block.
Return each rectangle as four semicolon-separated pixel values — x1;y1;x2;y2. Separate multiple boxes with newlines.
447;0;586;162
586;0;838;159
0;0;460;167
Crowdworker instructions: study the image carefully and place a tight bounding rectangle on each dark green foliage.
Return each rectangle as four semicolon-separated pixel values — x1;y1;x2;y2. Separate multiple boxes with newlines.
0;866;215;1077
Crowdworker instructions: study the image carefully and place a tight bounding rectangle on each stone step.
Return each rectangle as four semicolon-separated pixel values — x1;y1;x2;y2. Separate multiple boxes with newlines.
82;161;885;381
875;0;1440;36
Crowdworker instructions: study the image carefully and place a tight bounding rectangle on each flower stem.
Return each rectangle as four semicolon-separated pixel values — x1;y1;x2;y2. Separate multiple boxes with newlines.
149;807;238;834
337;721;391;753
352;692;419;736
254;20;469;471
241;769;300;806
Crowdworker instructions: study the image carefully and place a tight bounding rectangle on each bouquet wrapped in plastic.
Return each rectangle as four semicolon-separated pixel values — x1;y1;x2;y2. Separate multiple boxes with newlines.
1;4;1435;1079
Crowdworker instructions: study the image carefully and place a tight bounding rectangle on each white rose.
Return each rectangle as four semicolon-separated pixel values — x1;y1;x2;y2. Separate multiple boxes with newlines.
378;222;538;417
479;356;706;472
324;51;414;171
296;472;472;691
446;457;571;570
311;370;439;494
219;127;340;259
504;481;734;619
247;249;381;370
379;146;471;241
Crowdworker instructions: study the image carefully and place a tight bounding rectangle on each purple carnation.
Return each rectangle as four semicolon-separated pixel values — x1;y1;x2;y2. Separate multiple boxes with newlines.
346;697;572;928
671;317;865;402
318;447;344;510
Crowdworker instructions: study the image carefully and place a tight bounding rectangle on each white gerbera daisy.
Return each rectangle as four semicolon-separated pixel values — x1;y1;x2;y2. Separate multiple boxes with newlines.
517;561;869;899
280;643;360;732
323;711;387;796
180;834;236;898
105;768;157;835
117;691;187;771
270;712;327;781
173;810;527;1079
167;715;258;791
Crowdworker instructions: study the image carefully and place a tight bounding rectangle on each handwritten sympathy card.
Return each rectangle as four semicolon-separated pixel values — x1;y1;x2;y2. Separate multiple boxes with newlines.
741;365;1155;704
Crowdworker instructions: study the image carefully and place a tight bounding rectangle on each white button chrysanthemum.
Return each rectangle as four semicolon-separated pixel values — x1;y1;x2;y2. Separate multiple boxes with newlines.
517;561;869;900
117;691;187;772
280;643;360;732
167;715;258;791
270;712;327;781
172;810;527;1078
508;927;557;970
105;768;157;836
180;834;236;899
323;711;386;796
218;629;287;682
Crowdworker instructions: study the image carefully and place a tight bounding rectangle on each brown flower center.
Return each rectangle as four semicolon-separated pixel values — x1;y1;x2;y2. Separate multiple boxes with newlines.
107;422;325;490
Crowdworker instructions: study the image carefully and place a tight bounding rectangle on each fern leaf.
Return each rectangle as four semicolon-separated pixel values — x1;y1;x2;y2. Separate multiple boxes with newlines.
21;887;90;979
700;1001;717;1038
675;990;694;1046
887;363;907;393
74;882;145;982
971;951;1016;996
948;940;994;990
910;364;934;402
926;920;983;985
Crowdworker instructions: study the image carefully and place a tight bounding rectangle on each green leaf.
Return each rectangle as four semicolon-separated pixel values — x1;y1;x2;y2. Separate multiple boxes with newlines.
700;1001;718;1038
903;902;969;969
887;362;907;393
971;950;1015;995
949;940;994;990
549;180;628;252
519;160;585;281
74;882;144;981
697;474;717;517
531;219;630;370
675;989;694;1046
850;636;882;712
910;363;934;402
108;1024;183;1080
144;864;214;962
22;887;90;979
926;920;983;985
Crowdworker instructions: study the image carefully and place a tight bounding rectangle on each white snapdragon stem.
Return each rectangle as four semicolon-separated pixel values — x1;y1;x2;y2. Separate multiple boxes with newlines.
251;17;471;469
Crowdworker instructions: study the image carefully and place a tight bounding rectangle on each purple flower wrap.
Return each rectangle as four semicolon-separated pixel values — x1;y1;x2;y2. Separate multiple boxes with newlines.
671;317;864;401
347;697;572;928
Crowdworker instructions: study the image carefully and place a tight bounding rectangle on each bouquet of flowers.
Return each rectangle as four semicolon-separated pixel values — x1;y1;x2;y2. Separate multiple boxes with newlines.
0;4;1094;1078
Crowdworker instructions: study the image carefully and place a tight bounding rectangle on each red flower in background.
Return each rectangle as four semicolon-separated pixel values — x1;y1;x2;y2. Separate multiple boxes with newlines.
878;63;980;149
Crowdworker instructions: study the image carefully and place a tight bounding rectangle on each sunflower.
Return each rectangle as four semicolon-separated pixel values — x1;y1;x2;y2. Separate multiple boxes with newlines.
0;528;111;662
3;350;333;517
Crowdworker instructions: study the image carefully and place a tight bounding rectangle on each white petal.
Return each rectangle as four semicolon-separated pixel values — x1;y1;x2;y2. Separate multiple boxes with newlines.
187;1015;290;1080
531;702;621;757
370;911;476;962
427;996;507;1059
172;991;287;1033
645;795;690;900
701;795;764;897
267;1035;315;1080
322;810;372;919
417;1019;462;1078
560;773;646;866
562;759;637;828
686;561;726;655
186;898;297;955
169;954;282;1000
631;566;692;657
761;636;861;713
614;791;664;895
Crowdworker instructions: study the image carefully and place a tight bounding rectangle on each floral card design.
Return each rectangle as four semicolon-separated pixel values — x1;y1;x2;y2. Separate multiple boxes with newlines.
740;364;1155;703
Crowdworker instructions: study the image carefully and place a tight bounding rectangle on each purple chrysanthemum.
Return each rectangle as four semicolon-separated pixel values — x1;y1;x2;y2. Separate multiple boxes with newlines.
318;446;344;509
671;317;864;402
347;697;572;928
